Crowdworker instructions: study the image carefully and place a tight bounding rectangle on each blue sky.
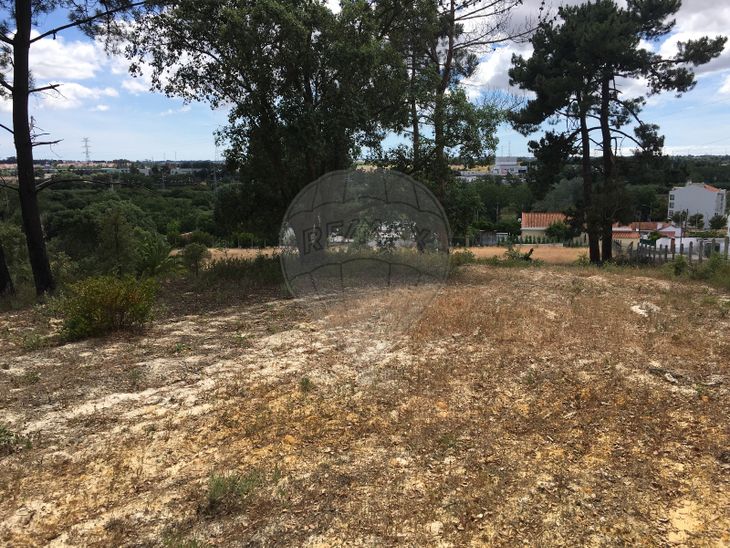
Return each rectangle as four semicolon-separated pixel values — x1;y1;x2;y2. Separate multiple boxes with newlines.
1;1;729;161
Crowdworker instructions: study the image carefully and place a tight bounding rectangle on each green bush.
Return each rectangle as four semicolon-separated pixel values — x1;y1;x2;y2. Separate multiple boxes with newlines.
449;249;476;268
182;243;211;277
664;253;730;289
188;230;215;247
60;276;157;340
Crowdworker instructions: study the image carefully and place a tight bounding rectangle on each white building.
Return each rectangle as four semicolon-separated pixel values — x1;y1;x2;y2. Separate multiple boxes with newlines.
668;182;727;228
490;157;527;176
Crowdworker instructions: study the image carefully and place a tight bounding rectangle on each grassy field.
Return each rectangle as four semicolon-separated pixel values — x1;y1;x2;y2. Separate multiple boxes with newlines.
0;264;728;545
194;244;587;265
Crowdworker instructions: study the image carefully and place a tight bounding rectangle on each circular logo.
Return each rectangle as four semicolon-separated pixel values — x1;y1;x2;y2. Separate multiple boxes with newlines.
279;169;450;340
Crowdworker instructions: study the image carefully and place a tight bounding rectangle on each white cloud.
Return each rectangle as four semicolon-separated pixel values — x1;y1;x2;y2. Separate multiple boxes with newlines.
34;83;118;110
160;105;192;117
29;32;106;81
92;104;110;112
461;43;533;98
720;74;730;94
122;78;150;94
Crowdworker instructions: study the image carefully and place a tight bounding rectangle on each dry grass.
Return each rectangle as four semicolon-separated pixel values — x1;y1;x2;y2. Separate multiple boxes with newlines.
181;245;585;265
465;244;586;264
0;265;728;546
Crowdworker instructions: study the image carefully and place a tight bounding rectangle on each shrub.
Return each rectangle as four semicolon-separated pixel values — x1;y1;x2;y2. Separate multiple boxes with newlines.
0;424;31;455
182;243;211;277
135;229;175;277
60;276;157;340
188;230;215;247
201;254;282;287
449;249;476;268
206;471;261;514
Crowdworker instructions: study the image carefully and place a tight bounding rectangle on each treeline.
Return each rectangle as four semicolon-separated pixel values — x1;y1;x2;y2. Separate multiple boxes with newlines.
0;0;727;296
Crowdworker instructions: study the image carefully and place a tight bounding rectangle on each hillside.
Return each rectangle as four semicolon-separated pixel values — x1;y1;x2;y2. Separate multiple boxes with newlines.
1;265;729;546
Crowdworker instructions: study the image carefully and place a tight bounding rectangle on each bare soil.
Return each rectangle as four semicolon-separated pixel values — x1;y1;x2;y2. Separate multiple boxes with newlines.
1;265;728;546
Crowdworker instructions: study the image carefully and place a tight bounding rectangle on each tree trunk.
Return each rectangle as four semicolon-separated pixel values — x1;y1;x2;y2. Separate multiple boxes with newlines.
599;75;614;263
578;103;600;264
0;241;14;296
410;48;420;170
432;92;448;200
13;0;55;295
432;0;456;203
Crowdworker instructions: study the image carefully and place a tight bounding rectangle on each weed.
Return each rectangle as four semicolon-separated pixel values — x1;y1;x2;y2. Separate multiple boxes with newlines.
127;368;144;389
161;529;207;548
21;333;43;351
299;376;314;393
173;342;190;354
233;333;251;347
437;432;459;450
0;425;30;455
206;470;261;514
20;371;40;385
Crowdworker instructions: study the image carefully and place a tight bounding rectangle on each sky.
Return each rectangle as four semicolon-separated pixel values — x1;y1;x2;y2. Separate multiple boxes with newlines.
0;0;729;161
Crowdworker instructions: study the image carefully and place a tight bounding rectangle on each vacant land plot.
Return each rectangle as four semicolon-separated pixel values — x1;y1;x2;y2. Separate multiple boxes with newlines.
194;245;586;265
1;265;728;546
467;245;585;264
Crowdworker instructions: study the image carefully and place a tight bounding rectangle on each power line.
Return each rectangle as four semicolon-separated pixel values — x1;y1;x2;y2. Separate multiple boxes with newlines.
82;137;91;163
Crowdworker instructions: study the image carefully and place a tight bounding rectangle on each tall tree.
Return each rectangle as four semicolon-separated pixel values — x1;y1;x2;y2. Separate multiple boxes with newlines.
0;1;155;295
375;0;531;199
510;0;725;263
0;240;12;295
127;0;408;240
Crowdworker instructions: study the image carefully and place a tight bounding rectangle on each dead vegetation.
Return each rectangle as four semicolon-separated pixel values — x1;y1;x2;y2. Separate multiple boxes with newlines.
0;264;728;546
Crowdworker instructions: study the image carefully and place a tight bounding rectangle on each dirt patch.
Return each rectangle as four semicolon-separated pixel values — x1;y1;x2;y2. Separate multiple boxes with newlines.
1;265;728;546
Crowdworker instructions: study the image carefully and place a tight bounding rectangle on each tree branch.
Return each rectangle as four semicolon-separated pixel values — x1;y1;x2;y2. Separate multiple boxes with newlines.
29;1;150;44
0;123;13;135
32;140;63;147
29;83;61;94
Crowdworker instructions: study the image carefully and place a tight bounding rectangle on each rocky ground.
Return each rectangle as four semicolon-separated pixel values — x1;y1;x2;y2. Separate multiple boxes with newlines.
1;265;729;546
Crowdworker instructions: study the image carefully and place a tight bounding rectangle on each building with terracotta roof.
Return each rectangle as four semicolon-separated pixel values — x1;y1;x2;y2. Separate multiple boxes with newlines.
520;212;567;240
668;182;727;228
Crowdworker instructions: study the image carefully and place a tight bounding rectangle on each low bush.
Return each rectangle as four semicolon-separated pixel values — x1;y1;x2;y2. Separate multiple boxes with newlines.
0;424;30;455
60;276;157;340
201;254;283;287
206;470;261;514
664;254;730;289
449;250;476;268
182;243;211;277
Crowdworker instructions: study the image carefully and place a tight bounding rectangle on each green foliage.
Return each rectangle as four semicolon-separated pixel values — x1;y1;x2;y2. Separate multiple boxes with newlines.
134;229;175;277
709;215;727;230
186;230;215;247
206;470;261;514
664;254;730;289
688;213;705;229
182;243;211;277
0;425;30;456
449;250;476;268
299;377;314;393
60;276;157;340
534;177;582;212
544;221;571;242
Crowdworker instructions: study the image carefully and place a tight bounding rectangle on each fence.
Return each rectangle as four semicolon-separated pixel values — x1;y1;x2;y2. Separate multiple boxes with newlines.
626;237;730;264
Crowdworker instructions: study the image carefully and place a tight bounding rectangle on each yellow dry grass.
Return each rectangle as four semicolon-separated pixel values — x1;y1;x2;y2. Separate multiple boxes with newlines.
0;264;728;546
